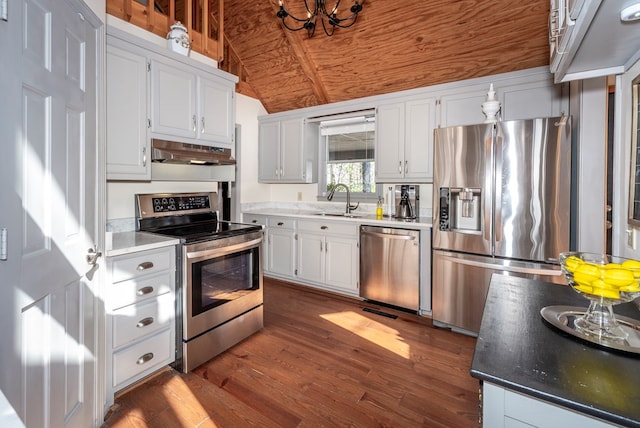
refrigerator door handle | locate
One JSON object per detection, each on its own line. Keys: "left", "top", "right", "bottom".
{"left": 483, "top": 133, "right": 493, "bottom": 245}
{"left": 439, "top": 254, "right": 562, "bottom": 276}
{"left": 494, "top": 132, "right": 503, "bottom": 245}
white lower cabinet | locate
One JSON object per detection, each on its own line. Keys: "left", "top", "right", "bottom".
{"left": 483, "top": 382, "right": 619, "bottom": 428}
{"left": 266, "top": 217, "right": 297, "bottom": 279}
{"left": 296, "top": 220, "right": 359, "bottom": 295}
{"left": 105, "top": 245, "right": 176, "bottom": 408}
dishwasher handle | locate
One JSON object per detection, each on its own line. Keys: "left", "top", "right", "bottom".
{"left": 361, "top": 230, "right": 416, "bottom": 241}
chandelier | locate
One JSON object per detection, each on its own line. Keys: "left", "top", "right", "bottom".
{"left": 276, "top": 0, "right": 364, "bottom": 38}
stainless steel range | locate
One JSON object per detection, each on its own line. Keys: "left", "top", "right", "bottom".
{"left": 136, "top": 192, "right": 264, "bottom": 373}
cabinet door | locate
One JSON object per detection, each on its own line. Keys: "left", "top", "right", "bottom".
{"left": 404, "top": 98, "right": 436, "bottom": 181}
{"left": 267, "top": 229, "right": 296, "bottom": 277}
{"left": 198, "top": 75, "right": 234, "bottom": 147}
{"left": 258, "top": 121, "right": 281, "bottom": 182}
{"left": 325, "top": 235, "right": 358, "bottom": 293}
{"left": 280, "top": 118, "right": 306, "bottom": 182}
{"left": 297, "top": 233, "right": 324, "bottom": 283}
{"left": 375, "top": 102, "right": 405, "bottom": 181}
{"left": 106, "top": 43, "right": 150, "bottom": 180}
{"left": 499, "top": 79, "right": 567, "bottom": 121}
{"left": 439, "top": 89, "right": 487, "bottom": 127}
{"left": 150, "top": 59, "right": 197, "bottom": 139}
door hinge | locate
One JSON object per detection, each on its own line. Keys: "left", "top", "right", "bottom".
{"left": 0, "top": 0, "right": 8, "bottom": 21}
{"left": 0, "top": 228, "right": 7, "bottom": 260}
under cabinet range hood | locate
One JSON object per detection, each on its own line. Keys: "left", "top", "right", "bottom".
{"left": 151, "top": 139, "right": 236, "bottom": 182}
{"left": 151, "top": 139, "right": 235, "bottom": 165}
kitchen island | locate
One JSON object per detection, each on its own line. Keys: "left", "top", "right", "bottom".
{"left": 471, "top": 275, "right": 640, "bottom": 427}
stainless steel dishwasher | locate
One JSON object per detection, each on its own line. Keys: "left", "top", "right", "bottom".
{"left": 359, "top": 225, "right": 420, "bottom": 311}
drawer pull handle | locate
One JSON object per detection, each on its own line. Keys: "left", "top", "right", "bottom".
{"left": 136, "top": 352, "right": 154, "bottom": 365}
{"left": 277, "top": 222, "right": 284, "bottom": 226}
{"left": 252, "top": 220, "right": 257, "bottom": 223}
{"left": 136, "top": 286, "right": 154, "bottom": 296}
{"left": 137, "top": 261, "right": 154, "bottom": 271}
{"left": 136, "top": 317, "right": 154, "bottom": 328}
{"left": 321, "top": 225, "right": 328, "bottom": 230}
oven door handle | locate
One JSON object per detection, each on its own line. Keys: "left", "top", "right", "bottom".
{"left": 186, "top": 237, "right": 263, "bottom": 261}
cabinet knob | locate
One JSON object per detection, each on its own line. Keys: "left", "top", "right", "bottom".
{"left": 252, "top": 220, "right": 257, "bottom": 223}
{"left": 136, "top": 352, "right": 154, "bottom": 365}
{"left": 321, "top": 225, "right": 328, "bottom": 230}
{"left": 136, "top": 317, "right": 154, "bottom": 328}
{"left": 136, "top": 286, "right": 154, "bottom": 296}
{"left": 277, "top": 222, "right": 284, "bottom": 226}
{"left": 137, "top": 261, "right": 154, "bottom": 271}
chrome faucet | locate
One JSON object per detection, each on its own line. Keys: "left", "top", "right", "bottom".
{"left": 327, "top": 183, "right": 359, "bottom": 214}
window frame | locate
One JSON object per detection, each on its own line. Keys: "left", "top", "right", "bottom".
{"left": 316, "top": 112, "right": 380, "bottom": 202}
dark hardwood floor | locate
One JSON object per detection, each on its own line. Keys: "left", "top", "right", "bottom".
{"left": 102, "top": 279, "right": 479, "bottom": 427}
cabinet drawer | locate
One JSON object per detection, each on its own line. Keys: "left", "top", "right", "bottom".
{"left": 110, "top": 247, "right": 174, "bottom": 283}
{"left": 109, "top": 271, "right": 173, "bottom": 310}
{"left": 112, "top": 328, "right": 172, "bottom": 388}
{"left": 112, "top": 293, "right": 174, "bottom": 348}
{"left": 243, "top": 214, "right": 267, "bottom": 226}
{"left": 298, "top": 220, "right": 358, "bottom": 236}
{"left": 267, "top": 217, "right": 296, "bottom": 230}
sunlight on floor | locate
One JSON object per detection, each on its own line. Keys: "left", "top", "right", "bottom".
{"left": 320, "top": 311, "right": 411, "bottom": 359}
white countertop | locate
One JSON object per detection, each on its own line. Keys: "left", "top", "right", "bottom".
{"left": 105, "top": 231, "right": 180, "bottom": 257}
{"left": 0, "top": 389, "right": 24, "bottom": 428}
{"left": 243, "top": 208, "right": 433, "bottom": 230}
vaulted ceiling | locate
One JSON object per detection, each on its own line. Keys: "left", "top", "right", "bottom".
{"left": 223, "top": 0, "right": 551, "bottom": 114}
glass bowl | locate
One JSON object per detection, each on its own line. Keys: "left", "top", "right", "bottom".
{"left": 559, "top": 252, "right": 640, "bottom": 342}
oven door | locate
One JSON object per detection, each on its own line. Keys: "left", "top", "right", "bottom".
{"left": 183, "top": 231, "right": 263, "bottom": 340}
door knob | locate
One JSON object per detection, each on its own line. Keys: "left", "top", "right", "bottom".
{"left": 86, "top": 246, "right": 102, "bottom": 266}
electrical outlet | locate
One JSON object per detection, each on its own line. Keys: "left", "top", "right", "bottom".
{"left": 297, "top": 192, "right": 302, "bottom": 201}
{"left": 628, "top": 229, "right": 636, "bottom": 249}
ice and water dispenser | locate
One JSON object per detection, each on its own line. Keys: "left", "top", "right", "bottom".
{"left": 438, "top": 187, "right": 481, "bottom": 232}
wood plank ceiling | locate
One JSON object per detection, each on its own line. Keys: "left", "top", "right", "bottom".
{"left": 223, "top": 0, "right": 551, "bottom": 114}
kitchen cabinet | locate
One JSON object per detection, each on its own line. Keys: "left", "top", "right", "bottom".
{"left": 258, "top": 117, "right": 319, "bottom": 183}
{"left": 266, "top": 217, "right": 297, "bottom": 279}
{"left": 243, "top": 213, "right": 268, "bottom": 269}
{"left": 105, "top": 245, "right": 176, "bottom": 408}
{"left": 439, "top": 77, "right": 567, "bottom": 128}
{"left": 375, "top": 98, "right": 436, "bottom": 182}
{"left": 483, "top": 382, "right": 618, "bottom": 428}
{"left": 106, "top": 40, "right": 150, "bottom": 180}
{"left": 549, "top": 0, "right": 640, "bottom": 82}
{"left": 150, "top": 58, "right": 235, "bottom": 148}
{"left": 296, "top": 219, "right": 359, "bottom": 295}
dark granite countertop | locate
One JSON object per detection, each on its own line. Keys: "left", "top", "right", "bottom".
{"left": 471, "top": 275, "right": 640, "bottom": 427}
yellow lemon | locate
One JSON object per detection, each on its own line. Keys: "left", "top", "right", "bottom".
{"left": 622, "top": 259, "right": 640, "bottom": 278}
{"left": 590, "top": 287, "right": 620, "bottom": 299}
{"left": 602, "top": 268, "right": 635, "bottom": 288}
{"left": 564, "top": 255, "right": 584, "bottom": 273}
{"left": 573, "top": 263, "right": 602, "bottom": 285}
{"left": 619, "top": 282, "right": 640, "bottom": 293}
{"left": 573, "top": 284, "right": 593, "bottom": 294}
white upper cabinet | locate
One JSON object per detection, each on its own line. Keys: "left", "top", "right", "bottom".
{"left": 258, "top": 117, "right": 318, "bottom": 183}
{"left": 375, "top": 98, "right": 436, "bottom": 182}
{"left": 550, "top": 0, "right": 640, "bottom": 82}
{"left": 106, "top": 41, "right": 150, "bottom": 180}
{"left": 198, "top": 76, "right": 235, "bottom": 145}
{"left": 150, "top": 59, "right": 197, "bottom": 139}
{"left": 150, "top": 59, "right": 235, "bottom": 148}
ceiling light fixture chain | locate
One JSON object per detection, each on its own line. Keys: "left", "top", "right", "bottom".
{"left": 276, "top": 0, "right": 364, "bottom": 38}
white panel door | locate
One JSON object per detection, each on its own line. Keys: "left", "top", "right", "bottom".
{"left": 198, "top": 76, "right": 234, "bottom": 147}
{"left": 150, "top": 59, "right": 197, "bottom": 139}
{"left": 375, "top": 102, "right": 405, "bottom": 181}
{"left": 0, "top": 0, "right": 100, "bottom": 427}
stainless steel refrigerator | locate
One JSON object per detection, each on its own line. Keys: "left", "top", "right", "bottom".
{"left": 432, "top": 116, "right": 572, "bottom": 334}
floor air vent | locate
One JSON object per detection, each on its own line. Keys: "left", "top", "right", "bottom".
{"left": 363, "top": 307, "right": 398, "bottom": 319}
